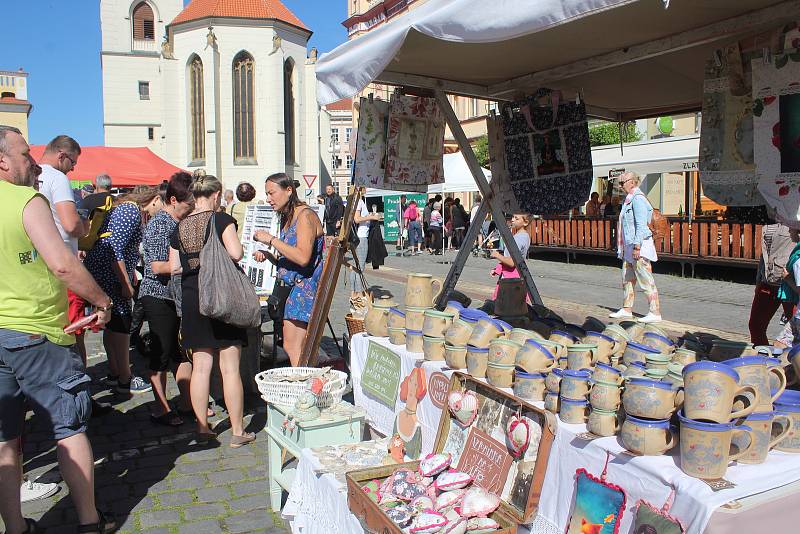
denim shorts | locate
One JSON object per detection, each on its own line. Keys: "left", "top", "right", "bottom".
{"left": 0, "top": 328, "right": 91, "bottom": 442}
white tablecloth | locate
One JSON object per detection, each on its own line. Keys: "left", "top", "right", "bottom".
{"left": 351, "top": 334, "right": 800, "bottom": 533}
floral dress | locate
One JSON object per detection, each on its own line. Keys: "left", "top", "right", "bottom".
{"left": 276, "top": 208, "right": 325, "bottom": 323}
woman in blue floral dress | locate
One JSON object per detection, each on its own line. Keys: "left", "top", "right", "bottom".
{"left": 253, "top": 173, "right": 324, "bottom": 366}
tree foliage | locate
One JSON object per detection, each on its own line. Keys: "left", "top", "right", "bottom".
{"left": 473, "top": 135, "right": 489, "bottom": 167}
{"left": 588, "top": 122, "right": 642, "bottom": 147}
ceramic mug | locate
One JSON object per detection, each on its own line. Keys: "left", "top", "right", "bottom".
{"left": 622, "top": 377, "right": 684, "bottom": 420}
{"left": 587, "top": 407, "right": 621, "bottom": 437}
{"left": 623, "top": 322, "right": 646, "bottom": 343}
{"left": 405, "top": 273, "right": 443, "bottom": 308}
{"left": 445, "top": 318, "right": 475, "bottom": 347}
{"left": 622, "top": 361, "right": 647, "bottom": 379}
{"left": 388, "top": 307, "right": 406, "bottom": 329}
{"left": 644, "top": 351, "right": 672, "bottom": 371}
{"left": 589, "top": 380, "right": 623, "bottom": 411}
{"left": 549, "top": 329, "right": 578, "bottom": 348}
{"left": 406, "top": 330, "right": 424, "bottom": 353}
{"left": 444, "top": 300, "right": 463, "bottom": 317}
{"left": 645, "top": 368, "right": 668, "bottom": 380}
{"left": 566, "top": 343, "right": 598, "bottom": 371}
{"left": 516, "top": 339, "right": 556, "bottom": 373}
{"left": 423, "top": 336, "right": 446, "bottom": 361}
{"left": 602, "top": 324, "right": 630, "bottom": 356}
{"left": 592, "top": 362, "right": 623, "bottom": 385}
{"left": 642, "top": 332, "right": 675, "bottom": 353}
{"left": 722, "top": 356, "right": 786, "bottom": 412}
{"left": 469, "top": 318, "right": 505, "bottom": 348}
{"left": 774, "top": 390, "right": 800, "bottom": 452}
{"left": 405, "top": 306, "right": 429, "bottom": 331}
{"left": 514, "top": 370, "right": 547, "bottom": 401}
{"left": 388, "top": 327, "right": 406, "bottom": 346}
{"left": 560, "top": 369, "right": 592, "bottom": 400}
{"left": 623, "top": 341, "right": 661, "bottom": 367}
{"left": 423, "top": 309, "right": 455, "bottom": 338}
{"left": 672, "top": 348, "right": 698, "bottom": 366}
{"left": 364, "top": 306, "right": 390, "bottom": 337}
{"left": 682, "top": 361, "right": 757, "bottom": 423}
{"left": 444, "top": 344, "right": 467, "bottom": 370}
{"left": 559, "top": 398, "right": 590, "bottom": 424}
{"left": 545, "top": 368, "right": 564, "bottom": 393}
{"left": 466, "top": 346, "right": 489, "bottom": 378}
{"left": 487, "top": 338, "right": 522, "bottom": 366}
{"left": 539, "top": 339, "right": 567, "bottom": 360}
{"left": 620, "top": 415, "right": 676, "bottom": 456}
{"left": 486, "top": 362, "right": 515, "bottom": 389}
{"left": 731, "top": 411, "right": 793, "bottom": 464}
{"left": 508, "top": 328, "right": 541, "bottom": 345}
{"left": 544, "top": 391, "right": 560, "bottom": 413}
{"left": 789, "top": 346, "right": 800, "bottom": 387}
{"left": 583, "top": 331, "right": 617, "bottom": 364}
{"left": 678, "top": 411, "right": 753, "bottom": 479}
{"left": 662, "top": 362, "right": 685, "bottom": 388}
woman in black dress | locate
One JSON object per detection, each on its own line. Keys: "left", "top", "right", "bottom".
{"left": 169, "top": 175, "right": 255, "bottom": 447}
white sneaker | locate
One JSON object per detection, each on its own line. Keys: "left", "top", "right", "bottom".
{"left": 20, "top": 478, "right": 59, "bottom": 503}
{"left": 608, "top": 309, "right": 633, "bottom": 319}
{"left": 638, "top": 313, "right": 663, "bottom": 324}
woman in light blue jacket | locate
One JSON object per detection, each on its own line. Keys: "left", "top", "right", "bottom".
{"left": 609, "top": 172, "right": 662, "bottom": 323}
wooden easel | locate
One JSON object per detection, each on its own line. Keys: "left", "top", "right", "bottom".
{"left": 299, "top": 188, "right": 362, "bottom": 366}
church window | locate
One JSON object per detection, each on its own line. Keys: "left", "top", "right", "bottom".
{"left": 138, "top": 81, "right": 150, "bottom": 100}
{"left": 233, "top": 52, "right": 256, "bottom": 164}
{"left": 132, "top": 2, "right": 155, "bottom": 41}
{"left": 189, "top": 56, "right": 205, "bottom": 163}
{"left": 284, "top": 59, "right": 296, "bottom": 165}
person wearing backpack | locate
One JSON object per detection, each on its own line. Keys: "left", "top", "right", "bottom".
{"left": 609, "top": 172, "right": 662, "bottom": 323}
{"left": 752, "top": 222, "right": 798, "bottom": 345}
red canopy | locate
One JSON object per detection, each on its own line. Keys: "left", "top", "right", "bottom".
{"left": 30, "top": 146, "right": 185, "bottom": 187}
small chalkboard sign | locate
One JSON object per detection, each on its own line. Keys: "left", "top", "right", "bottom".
{"left": 361, "top": 341, "right": 402, "bottom": 407}
{"left": 456, "top": 427, "right": 514, "bottom": 495}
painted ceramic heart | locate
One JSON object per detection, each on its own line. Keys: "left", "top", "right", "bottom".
{"left": 448, "top": 390, "right": 479, "bottom": 426}
{"left": 506, "top": 415, "right": 530, "bottom": 458}
{"left": 458, "top": 487, "right": 501, "bottom": 518}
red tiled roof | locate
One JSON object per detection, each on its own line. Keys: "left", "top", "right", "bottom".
{"left": 325, "top": 98, "right": 352, "bottom": 111}
{"left": 172, "top": 0, "right": 307, "bottom": 30}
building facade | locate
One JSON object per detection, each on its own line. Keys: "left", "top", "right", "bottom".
{"left": 0, "top": 69, "right": 32, "bottom": 140}
{"left": 100, "top": 0, "right": 325, "bottom": 199}
{"left": 322, "top": 98, "right": 354, "bottom": 197}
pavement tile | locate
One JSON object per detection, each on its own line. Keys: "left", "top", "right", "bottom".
{"left": 138, "top": 509, "right": 182, "bottom": 529}
{"left": 223, "top": 509, "right": 273, "bottom": 533}
{"left": 229, "top": 494, "right": 265, "bottom": 512}
{"left": 141, "top": 529, "right": 171, "bottom": 534}
{"left": 232, "top": 479, "right": 269, "bottom": 497}
{"left": 175, "top": 460, "right": 217, "bottom": 475}
{"left": 196, "top": 486, "right": 232, "bottom": 503}
{"left": 182, "top": 502, "right": 227, "bottom": 520}
{"left": 207, "top": 468, "right": 247, "bottom": 486}
{"left": 157, "top": 490, "right": 195, "bottom": 507}
{"left": 178, "top": 519, "right": 223, "bottom": 534}
{"left": 220, "top": 454, "right": 260, "bottom": 469}
{"left": 169, "top": 474, "right": 207, "bottom": 491}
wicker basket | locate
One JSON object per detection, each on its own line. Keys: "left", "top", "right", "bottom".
{"left": 255, "top": 367, "right": 348, "bottom": 408}
{"left": 345, "top": 313, "right": 366, "bottom": 337}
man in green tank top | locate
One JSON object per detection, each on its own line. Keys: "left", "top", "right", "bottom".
{"left": 0, "top": 126, "right": 116, "bottom": 533}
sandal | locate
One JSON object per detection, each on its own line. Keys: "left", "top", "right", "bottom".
{"left": 229, "top": 432, "right": 256, "bottom": 449}
{"left": 150, "top": 411, "right": 183, "bottom": 427}
{"left": 195, "top": 431, "right": 218, "bottom": 444}
{"left": 76, "top": 510, "right": 116, "bottom": 533}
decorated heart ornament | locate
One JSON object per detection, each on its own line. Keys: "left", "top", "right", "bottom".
{"left": 410, "top": 510, "right": 448, "bottom": 534}
{"left": 466, "top": 517, "right": 501, "bottom": 533}
{"left": 448, "top": 390, "right": 479, "bottom": 426}
{"left": 442, "top": 508, "right": 468, "bottom": 534}
{"left": 434, "top": 470, "right": 473, "bottom": 491}
{"left": 458, "top": 487, "right": 501, "bottom": 518}
{"left": 385, "top": 504, "right": 414, "bottom": 527}
{"left": 435, "top": 488, "right": 466, "bottom": 512}
{"left": 419, "top": 452, "right": 452, "bottom": 477}
{"left": 410, "top": 496, "right": 435, "bottom": 514}
{"left": 361, "top": 480, "right": 382, "bottom": 504}
{"left": 506, "top": 415, "right": 530, "bottom": 458}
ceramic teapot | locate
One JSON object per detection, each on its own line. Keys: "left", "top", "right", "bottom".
{"left": 405, "top": 273, "right": 443, "bottom": 308}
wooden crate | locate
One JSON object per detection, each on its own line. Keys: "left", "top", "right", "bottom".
{"left": 346, "top": 372, "right": 557, "bottom": 531}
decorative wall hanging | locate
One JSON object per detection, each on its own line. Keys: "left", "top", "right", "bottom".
{"left": 755, "top": 47, "right": 800, "bottom": 223}
{"left": 500, "top": 88, "right": 593, "bottom": 215}
{"left": 354, "top": 96, "right": 390, "bottom": 188}
{"left": 632, "top": 489, "right": 685, "bottom": 534}
{"left": 486, "top": 113, "right": 520, "bottom": 214}
{"left": 384, "top": 93, "right": 446, "bottom": 193}
{"left": 566, "top": 460, "right": 626, "bottom": 534}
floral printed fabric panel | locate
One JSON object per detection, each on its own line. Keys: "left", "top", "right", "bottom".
{"left": 755, "top": 49, "right": 800, "bottom": 224}
{"left": 566, "top": 468, "right": 626, "bottom": 534}
{"left": 384, "top": 94, "right": 445, "bottom": 193}
{"left": 486, "top": 114, "right": 520, "bottom": 214}
{"left": 501, "top": 91, "right": 592, "bottom": 215}
{"left": 699, "top": 43, "right": 763, "bottom": 206}
{"left": 354, "top": 97, "right": 390, "bottom": 189}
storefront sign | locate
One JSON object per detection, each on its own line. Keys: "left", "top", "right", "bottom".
{"left": 682, "top": 161, "right": 699, "bottom": 170}
{"left": 457, "top": 427, "right": 513, "bottom": 494}
{"left": 361, "top": 341, "right": 402, "bottom": 407}
{"left": 608, "top": 168, "right": 626, "bottom": 179}
{"left": 427, "top": 372, "right": 450, "bottom": 409}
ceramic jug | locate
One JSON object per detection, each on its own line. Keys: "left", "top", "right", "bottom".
{"left": 678, "top": 411, "right": 753, "bottom": 479}
{"left": 388, "top": 327, "right": 406, "bottom": 345}
{"left": 592, "top": 363, "right": 623, "bottom": 385}
{"left": 405, "top": 273, "right": 443, "bottom": 308}
{"left": 444, "top": 344, "right": 468, "bottom": 370}
{"left": 488, "top": 338, "right": 522, "bottom": 366}
{"left": 589, "top": 380, "right": 623, "bottom": 411}
{"left": 682, "top": 362, "right": 757, "bottom": 423}
{"left": 405, "top": 306, "right": 429, "bottom": 331}
{"left": 422, "top": 309, "right": 455, "bottom": 338}
{"left": 560, "top": 398, "right": 590, "bottom": 424}
{"left": 514, "top": 370, "right": 547, "bottom": 401}
{"left": 722, "top": 356, "right": 786, "bottom": 412}
{"left": 423, "top": 335, "right": 446, "bottom": 361}
{"left": 731, "top": 411, "right": 793, "bottom": 464}
{"left": 516, "top": 339, "right": 557, "bottom": 373}
{"left": 508, "top": 328, "right": 541, "bottom": 346}
{"left": 466, "top": 346, "right": 489, "bottom": 378}
{"left": 445, "top": 318, "right": 475, "bottom": 346}
{"left": 469, "top": 318, "right": 506, "bottom": 348}
{"left": 494, "top": 278, "right": 528, "bottom": 317}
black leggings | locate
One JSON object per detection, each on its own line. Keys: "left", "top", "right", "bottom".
{"left": 141, "top": 296, "right": 183, "bottom": 372}
{"left": 430, "top": 227, "right": 443, "bottom": 253}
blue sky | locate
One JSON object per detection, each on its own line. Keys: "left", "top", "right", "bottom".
{"left": 4, "top": 1, "right": 348, "bottom": 147}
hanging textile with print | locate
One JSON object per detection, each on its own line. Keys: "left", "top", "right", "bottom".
{"left": 384, "top": 93, "right": 446, "bottom": 193}
{"left": 501, "top": 89, "right": 592, "bottom": 215}
{"left": 486, "top": 113, "right": 520, "bottom": 214}
{"left": 354, "top": 97, "right": 390, "bottom": 189}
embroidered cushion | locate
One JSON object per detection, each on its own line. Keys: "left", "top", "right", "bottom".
{"left": 434, "top": 470, "right": 473, "bottom": 491}
{"left": 459, "top": 487, "right": 501, "bottom": 518}
{"left": 419, "top": 452, "right": 452, "bottom": 477}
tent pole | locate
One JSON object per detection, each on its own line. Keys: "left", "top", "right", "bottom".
{"left": 433, "top": 90, "right": 543, "bottom": 307}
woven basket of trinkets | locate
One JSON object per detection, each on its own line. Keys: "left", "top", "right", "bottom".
{"left": 255, "top": 366, "right": 349, "bottom": 408}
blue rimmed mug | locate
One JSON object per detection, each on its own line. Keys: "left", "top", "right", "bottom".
{"left": 678, "top": 411, "right": 753, "bottom": 479}
{"left": 682, "top": 361, "right": 757, "bottom": 423}
{"left": 560, "top": 369, "right": 592, "bottom": 400}
{"left": 774, "top": 390, "right": 800, "bottom": 452}
{"left": 620, "top": 415, "right": 676, "bottom": 456}
{"left": 731, "top": 411, "right": 793, "bottom": 464}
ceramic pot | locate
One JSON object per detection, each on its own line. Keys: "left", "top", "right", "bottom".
{"left": 468, "top": 318, "right": 505, "bottom": 348}
{"left": 423, "top": 309, "right": 455, "bottom": 338}
{"left": 731, "top": 411, "right": 793, "bottom": 464}
{"left": 623, "top": 377, "right": 684, "bottom": 419}
{"left": 423, "top": 336, "right": 446, "bottom": 361}
{"left": 643, "top": 323, "right": 670, "bottom": 339}
{"left": 405, "top": 273, "right": 443, "bottom": 308}
{"left": 722, "top": 356, "right": 787, "bottom": 412}
{"left": 549, "top": 329, "right": 578, "bottom": 348}
{"left": 583, "top": 331, "right": 617, "bottom": 364}
{"left": 769, "top": 358, "right": 795, "bottom": 393}
{"left": 388, "top": 307, "right": 406, "bottom": 329}
{"left": 645, "top": 351, "right": 672, "bottom": 371}
{"left": 709, "top": 340, "right": 757, "bottom": 361}
{"left": 621, "top": 415, "right": 676, "bottom": 456}
{"left": 788, "top": 346, "right": 800, "bottom": 386}
{"left": 405, "top": 306, "right": 430, "bottom": 331}
{"left": 509, "top": 328, "right": 541, "bottom": 345}
{"left": 589, "top": 380, "right": 623, "bottom": 411}
{"left": 488, "top": 338, "right": 522, "bottom": 366}
{"left": 406, "top": 330, "right": 424, "bottom": 354}
{"left": 444, "top": 300, "right": 463, "bottom": 318}
{"left": 495, "top": 278, "right": 528, "bottom": 317}
{"left": 682, "top": 361, "right": 757, "bottom": 423}
{"left": 587, "top": 408, "right": 621, "bottom": 437}
{"left": 678, "top": 411, "right": 753, "bottom": 479}
{"left": 544, "top": 391, "right": 560, "bottom": 413}
{"left": 623, "top": 322, "right": 646, "bottom": 343}
{"left": 540, "top": 339, "right": 567, "bottom": 360}
{"left": 672, "top": 348, "right": 698, "bottom": 366}
{"left": 486, "top": 362, "right": 515, "bottom": 389}
{"left": 603, "top": 324, "right": 630, "bottom": 356}
{"left": 642, "top": 332, "right": 675, "bottom": 354}
{"left": 560, "top": 398, "right": 590, "bottom": 424}
{"left": 566, "top": 343, "right": 599, "bottom": 371}
{"left": 623, "top": 342, "right": 661, "bottom": 367}
{"left": 444, "top": 344, "right": 467, "bottom": 370}
{"left": 545, "top": 368, "right": 564, "bottom": 393}
{"left": 388, "top": 327, "right": 406, "bottom": 346}
{"left": 466, "top": 346, "right": 489, "bottom": 378}
{"left": 365, "top": 304, "right": 390, "bottom": 337}
{"left": 592, "top": 363, "right": 623, "bottom": 386}
{"left": 514, "top": 370, "right": 547, "bottom": 401}
{"left": 774, "top": 390, "right": 800, "bottom": 452}
{"left": 445, "top": 318, "right": 475, "bottom": 347}
{"left": 622, "top": 361, "right": 647, "bottom": 379}
{"left": 560, "top": 369, "right": 592, "bottom": 400}
{"left": 516, "top": 339, "right": 556, "bottom": 373}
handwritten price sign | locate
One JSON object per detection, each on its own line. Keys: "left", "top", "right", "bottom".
{"left": 361, "top": 341, "right": 402, "bottom": 407}
{"left": 457, "top": 427, "right": 513, "bottom": 494}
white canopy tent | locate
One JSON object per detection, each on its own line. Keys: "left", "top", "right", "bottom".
{"left": 365, "top": 151, "right": 491, "bottom": 197}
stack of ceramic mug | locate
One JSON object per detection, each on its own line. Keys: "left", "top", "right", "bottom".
{"left": 444, "top": 307, "right": 488, "bottom": 371}
{"left": 586, "top": 363, "right": 624, "bottom": 437}
{"left": 464, "top": 316, "right": 512, "bottom": 381}
{"left": 402, "top": 273, "right": 443, "bottom": 354}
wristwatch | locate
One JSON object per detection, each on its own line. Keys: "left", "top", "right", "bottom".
{"left": 96, "top": 300, "right": 113, "bottom": 312}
